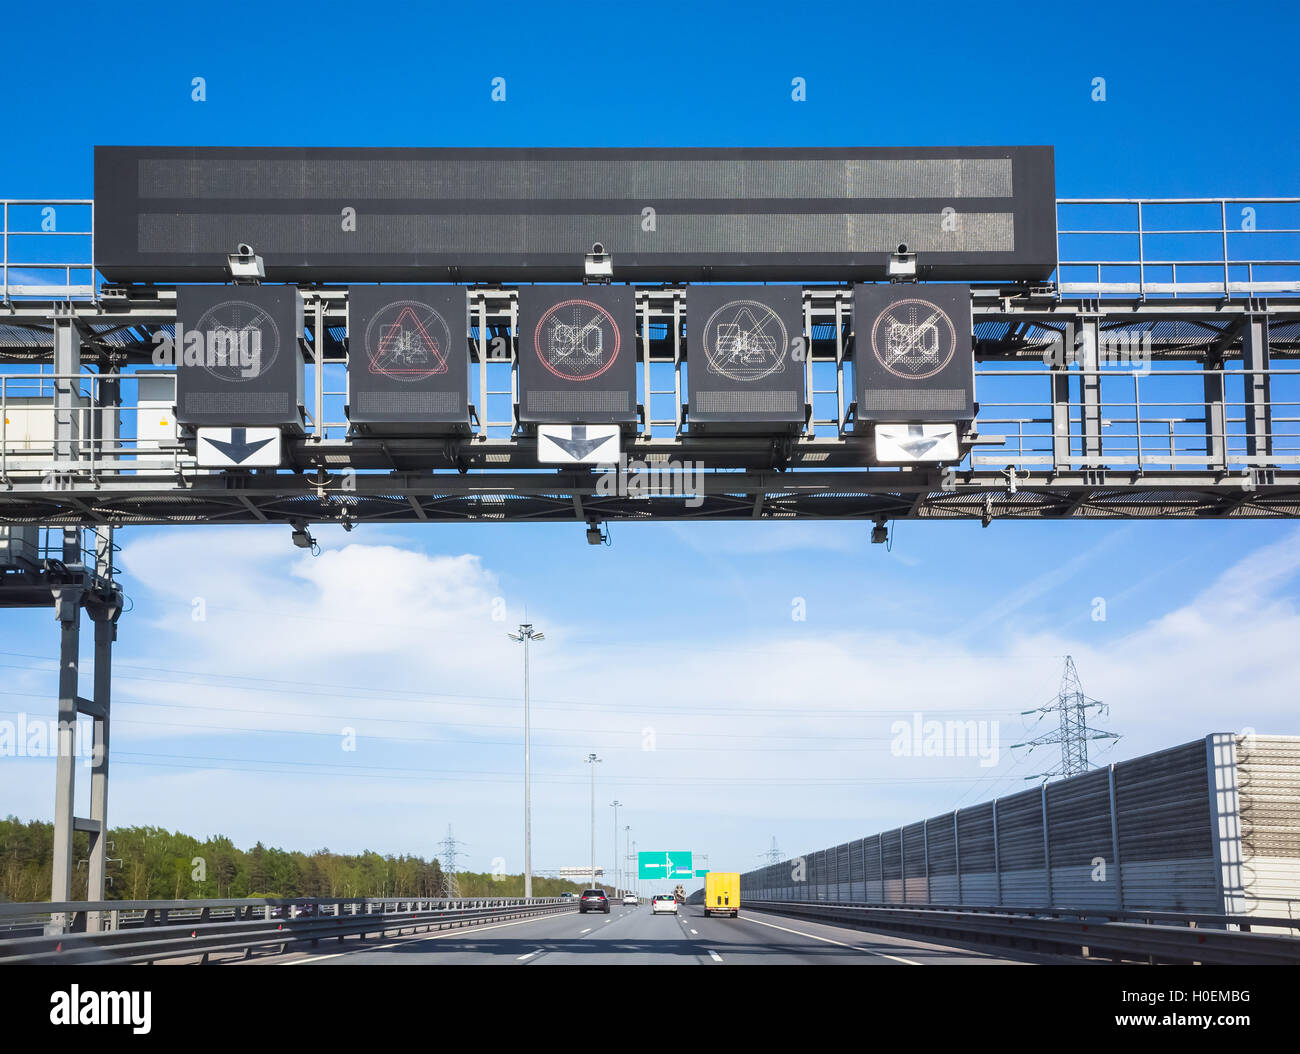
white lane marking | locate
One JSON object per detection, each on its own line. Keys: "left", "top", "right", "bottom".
{"left": 690, "top": 928, "right": 699, "bottom": 935}
{"left": 580, "top": 928, "right": 592, "bottom": 934}
{"left": 708, "top": 949, "right": 723, "bottom": 962}
{"left": 286, "top": 911, "right": 576, "bottom": 965}
{"left": 738, "top": 914, "right": 919, "bottom": 965}
{"left": 516, "top": 949, "right": 541, "bottom": 961}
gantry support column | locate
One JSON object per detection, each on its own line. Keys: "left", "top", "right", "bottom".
{"left": 49, "top": 565, "right": 83, "bottom": 923}
{"left": 86, "top": 548, "right": 121, "bottom": 930}
{"left": 1075, "top": 314, "right": 1103, "bottom": 462}
{"left": 1242, "top": 307, "right": 1272, "bottom": 461}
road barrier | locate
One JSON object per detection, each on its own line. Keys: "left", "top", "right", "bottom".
{"left": 753, "top": 899, "right": 1300, "bottom": 965}
{"left": 0, "top": 896, "right": 576, "bottom": 965}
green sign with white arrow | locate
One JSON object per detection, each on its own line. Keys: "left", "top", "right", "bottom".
{"left": 637, "top": 851, "right": 694, "bottom": 879}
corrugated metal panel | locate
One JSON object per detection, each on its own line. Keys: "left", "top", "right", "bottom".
{"left": 1047, "top": 767, "right": 1116, "bottom": 909}
{"left": 1117, "top": 739, "right": 1217, "bottom": 911}
{"left": 863, "top": 834, "right": 883, "bottom": 900}
{"left": 927, "top": 814, "right": 959, "bottom": 903}
{"left": 882, "top": 828, "right": 904, "bottom": 902}
{"left": 996, "top": 787, "right": 1047, "bottom": 905}
{"left": 957, "top": 801, "right": 998, "bottom": 903}
{"left": 848, "top": 837, "right": 865, "bottom": 900}
{"left": 903, "top": 822, "right": 928, "bottom": 902}
{"left": 836, "top": 841, "right": 852, "bottom": 902}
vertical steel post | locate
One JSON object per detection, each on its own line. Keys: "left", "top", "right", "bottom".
{"left": 1078, "top": 315, "right": 1103, "bottom": 461}
{"left": 86, "top": 611, "right": 116, "bottom": 931}
{"left": 1041, "top": 783, "right": 1053, "bottom": 908}
{"left": 1242, "top": 311, "right": 1272, "bottom": 459}
{"left": 49, "top": 317, "right": 82, "bottom": 922}
{"left": 50, "top": 578, "right": 81, "bottom": 917}
{"left": 878, "top": 836, "right": 884, "bottom": 902}
{"left": 922, "top": 821, "right": 931, "bottom": 904}
{"left": 1050, "top": 323, "right": 1073, "bottom": 471}
{"left": 1108, "top": 763, "right": 1123, "bottom": 911}
{"left": 898, "top": 828, "right": 906, "bottom": 904}
{"left": 954, "top": 810, "right": 963, "bottom": 904}
{"left": 1203, "top": 356, "right": 1228, "bottom": 469}
{"left": 585, "top": 753, "right": 600, "bottom": 887}
{"left": 523, "top": 631, "right": 531, "bottom": 898}
{"left": 609, "top": 801, "right": 620, "bottom": 896}
{"left": 509, "top": 623, "right": 543, "bottom": 899}
{"left": 992, "top": 799, "right": 1002, "bottom": 906}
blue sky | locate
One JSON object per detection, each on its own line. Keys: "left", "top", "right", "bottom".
{"left": 2, "top": 0, "right": 1299, "bottom": 889}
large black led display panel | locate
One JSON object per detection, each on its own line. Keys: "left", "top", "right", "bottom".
{"left": 174, "top": 286, "right": 304, "bottom": 427}
{"left": 686, "top": 285, "right": 805, "bottom": 433}
{"left": 345, "top": 286, "right": 469, "bottom": 433}
{"left": 94, "top": 146, "right": 1057, "bottom": 282}
{"left": 516, "top": 286, "right": 637, "bottom": 425}
{"left": 852, "top": 285, "right": 975, "bottom": 426}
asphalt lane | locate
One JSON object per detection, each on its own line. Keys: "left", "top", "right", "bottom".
{"left": 261, "top": 902, "right": 1046, "bottom": 965}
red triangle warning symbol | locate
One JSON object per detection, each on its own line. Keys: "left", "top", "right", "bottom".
{"left": 371, "top": 305, "right": 448, "bottom": 377}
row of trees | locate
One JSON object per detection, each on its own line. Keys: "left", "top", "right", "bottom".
{"left": 0, "top": 816, "right": 602, "bottom": 902}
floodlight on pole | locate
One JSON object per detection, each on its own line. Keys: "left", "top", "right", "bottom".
{"left": 609, "top": 800, "right": 622, "bottom": 896}
{"left": 509, "top": 623, "right": 544, "bottom": 898}
{"left": 585, "top": 753, "right": 602, "bottom": 887}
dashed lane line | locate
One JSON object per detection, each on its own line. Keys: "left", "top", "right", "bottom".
{"left": 284, "top": 912, "right": 577, "bottom": 965}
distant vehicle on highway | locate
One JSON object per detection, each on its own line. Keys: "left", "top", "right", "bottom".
{"left": 622, "top": 892, "right": 637, "bottom": 906}
{"left": 560, "top": 892, "right": 578, "bottom": 899}
{"left": 704, "top": 872, "right": 740, "bottom": 918}
{"left": 579, "top": 889, "right": 610, "bottom": 914}
{"left": 651, "top": 894, "right": 678, "bottom": 915}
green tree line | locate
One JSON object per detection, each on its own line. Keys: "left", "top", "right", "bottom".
{"left": 0, "top": 816, "right": 608, "bottom": 902}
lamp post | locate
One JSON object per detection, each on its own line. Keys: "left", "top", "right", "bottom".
{"left": 508, "top": 623, "right": 544, "bottom": 898}
{"left": 585, "top": 753, "right": 601, "bottom": 887}
{"left": 609, "top": 800, "right": 622, "bottom": 896}
{"left": 625, "top": 824, "right": 632, "bottom": 899}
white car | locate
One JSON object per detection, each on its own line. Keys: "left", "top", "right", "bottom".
{"left": 622, "top": 892, "right": 637, "bottom": 906}
{"left": 651, "top": 894, "right": 678, "bottom": 915}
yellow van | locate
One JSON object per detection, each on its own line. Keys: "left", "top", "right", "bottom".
{"left": 704, "top": 872, "right": 740, "bottom": 918}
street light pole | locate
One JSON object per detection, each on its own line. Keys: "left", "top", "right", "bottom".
{"left": 509, "top": 623, "right": 544, "bottom": 899}
{"left": 625, "top": 824, "right": 632, "bottom": 899}
{"left": 609, "top": 800, "right": 622, "bottom": 896}
{"left": 585, "top": 753, "right": 601, "bottom": 887}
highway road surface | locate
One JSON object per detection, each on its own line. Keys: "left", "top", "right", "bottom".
{"left": 234, "top": 903, "right": 1071, "bottom": 965}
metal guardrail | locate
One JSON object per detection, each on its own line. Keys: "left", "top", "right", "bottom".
{"left": 0, "top": 896, "right": 576, "bottom": 964}
{"left": 1, "top": 200, "right": 95, "bottom": 300}
{"left": 754, "top": 899, "right": 1300, "bottom": 965}
{"left": 4, "top": 197, "right": 1299, "bottom": 302}
{"left": 747, "top": 896, "right": 1300, "bottom": 932}
{"left": 1056, "top": 197, "right": 1300, "bottom": 298}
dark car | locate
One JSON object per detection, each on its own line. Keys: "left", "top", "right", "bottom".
{"left": 578, "top": 889, "right": 610, "bottom": 914}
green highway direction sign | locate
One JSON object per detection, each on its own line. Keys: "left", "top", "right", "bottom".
{"left": 638, "top": 851, "right": 694, "bottom": 880}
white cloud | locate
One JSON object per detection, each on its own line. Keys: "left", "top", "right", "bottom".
{"left": 6, "top": 525, "right": 1296, "bottom": 872}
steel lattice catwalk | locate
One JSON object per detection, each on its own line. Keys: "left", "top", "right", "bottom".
{"left": 1, "top": 287, "right": 1299, "bottom": 525}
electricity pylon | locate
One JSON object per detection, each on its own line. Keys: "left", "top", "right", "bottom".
{"left": 1016, "top": 656, "right": 1120, "bottom": 781}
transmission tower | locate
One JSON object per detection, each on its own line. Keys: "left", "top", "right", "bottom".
{"left": 438, "top": 824, "right": 463, "bottom": 898}
{"left": 1016, "top": 656, "right": 1120, "bottom": 781}
{"left": 761, "top": 836, "right": 782, "bottom": 864}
